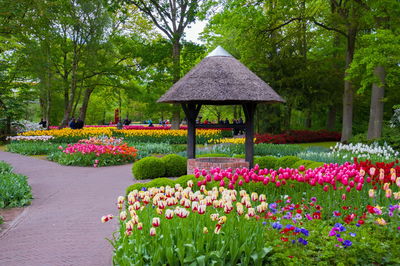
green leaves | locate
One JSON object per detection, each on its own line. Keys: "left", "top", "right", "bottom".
{"left": 0, "top": 161, "right": 32, "bottom": 208}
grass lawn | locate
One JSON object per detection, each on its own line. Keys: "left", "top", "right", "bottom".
{"left": 292, "top": 141, "right": 337, "bottom": 149}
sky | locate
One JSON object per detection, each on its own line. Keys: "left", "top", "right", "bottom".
{"left": 183, "top": 20, "right": 208, "bottom": 43}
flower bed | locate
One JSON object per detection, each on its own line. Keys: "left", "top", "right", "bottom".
{"left": 105, "top": 163, "right": 400, "bottom": 265}
{"left": 49, "top": 141, "right": 137, "bottom": 167}
{"left": 255, "top": 130, "right": 341, "bottom": 144}
{"left": 20, "top": 128, "right": 226, "bottom": 144}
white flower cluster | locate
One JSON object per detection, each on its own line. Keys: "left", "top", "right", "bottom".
{"left": 7, "top": 135, "right": 54, "bottom": 141}
{"left": 390, "top": 108, "right": 400, "bottom": 128}
{"left": 330, "top": 142, "right": 399, "bottom": 160}
{"left": 13, "top": 120, "right": 45, "bottom": 133}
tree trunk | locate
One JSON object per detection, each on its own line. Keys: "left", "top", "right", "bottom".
{"left": 283, "top": 104, "right": 292, "bottom": 131}
{"left": 326, "top": 105, "right": 336, "bottom": 131}
{"left": 79, "top": 88, "right": 94, "bottom": 123}
{"left": 341, "top": 26, "right": 357, "bottom": 142}
{"left": 305, "top": 109, "right": 312, "bottom": 129}
{"left": 171, "top": 39, "right": 181, "bottom": 129}
{"left": 367, "top": 66, "right": 385, "bottom": 140}
{"left": 61, "top": 50, "right": 79, "bottom": 127}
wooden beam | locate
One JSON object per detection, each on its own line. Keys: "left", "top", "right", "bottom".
{"left": 243, "top": 103, "right": 256, "bottom": 168}
{"left": 182, "top": 103, "right": 201, "bottom": 159}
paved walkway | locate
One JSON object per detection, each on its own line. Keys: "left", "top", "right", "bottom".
{"left": 0, "top": 151, "right": 138, "bottom": 266}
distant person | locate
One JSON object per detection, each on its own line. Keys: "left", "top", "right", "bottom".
{"left": 117, "top": 120, "right": 123, "bottom": 129}
{"left": 203, "top": 119, "right": 209, "bottom": 124}
{"left": 39, "top": 118, "right": 47, "bottom": 128}
{"left": 123, "top": 117, "right": 131, "bottom": 125}
{"left": 224, "top": 118, "right": 230, "bottom": 125}
{"left": 148, "top": 121, "right": 154, "bottom": 127}
{"left": 238, "top": 117, "right": 244, "bottom": 124}
{"left": 69, "top": 118, "right": 76, "bottom": 129}
{"left": 75, "top": 119, "right": 84, "bottom": 129}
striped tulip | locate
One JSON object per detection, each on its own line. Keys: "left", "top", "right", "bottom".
{"left": 101, "top": 214, "right": 113, "bottom": 223}
{"left": 165, "top": 209, "right": 174, "bottom": 219}
{"left": 137, "top": 222, "right": 143, "bottom": 230}
{"left": 117, "top": 196, "right": 125, "bottom": 204}
{"left": 119, "top": 211, "right": 127, "bottom": 221}
{"left": 152, "top": 217, "right": 160, "bottom": 227}
{"left": 198, "top": 205, "right": 206, "bottom": 215}
{"left": 248, "top": 208, "right": 255, "bottom": 217}
{"left": 150, "top": 227, "right": 156, "bottom": 236}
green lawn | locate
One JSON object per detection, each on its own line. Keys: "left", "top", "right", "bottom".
{"left": 292, "top": 141, "right": 337, "bottom": 149}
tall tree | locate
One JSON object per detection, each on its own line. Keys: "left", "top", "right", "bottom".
{"left": 126, "top": 0, "right": 203, "bottom": 129}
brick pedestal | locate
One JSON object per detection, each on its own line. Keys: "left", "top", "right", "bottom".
{"left": 187, "top": 157, "right": 249, "bottom": 175}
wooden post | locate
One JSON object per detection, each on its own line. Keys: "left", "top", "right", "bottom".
{"left": 243, "top": 103, "right": 256, "bottom": 168}
{"left": 182, "top": 103, "right": 201, "bottom": 159}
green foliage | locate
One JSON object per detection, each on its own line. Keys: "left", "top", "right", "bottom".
{"left": 276, "top": 156, "right": 301, "bottom": 169}
{"left": 348, "top": 30, "right": 400, "bottom": 94}
{"left": 126, "top": 175, "right": 196, "bottom": 195}
{"left": 292, "top": 160, "right": 315, "bottom": 169}
{"left": 255, "top": 156, "right": 278, "bottom": 170}
{"left": 0, "top": 161, "right": 32, "bottom": 208}
{"left": 0, "top": 161, "right": 13, "bottom": 174}
{"left": 161, "top": 154, "right": 187, "bottom": 177}
{"left": 128, "top": 142, "right": 174, "bottom": 159}
{"left": 132, "top": 156, "right": 165, "bottom": 180}
{"left": 6, "top": 142, "right": 64, "bottom": 155}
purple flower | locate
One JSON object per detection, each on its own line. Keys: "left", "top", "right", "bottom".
{"left": 310, "top": 197, "right": 317, "bottom": 202}
{"left": 349, "top": 232, "right": 356, "bottom": 237}
{"left": 337, "top": 238, "right": 344, "bottom": 242}
{"left": 343, "top": 240, "right": 352, "bottom": 247}
{"left": 141, "top": 187, "right": 147, "bottom": 191}
{"left": 301, "top": 228, "right": 309, "bottom": 236}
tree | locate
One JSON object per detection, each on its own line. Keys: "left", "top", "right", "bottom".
{"left": 348, "top": 30, "right": 400, "bottom": 139}
{"left": 126, "top": 0, "right": 203, "bottom": 129}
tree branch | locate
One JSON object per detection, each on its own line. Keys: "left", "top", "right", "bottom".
{"left": 262, "top": 18, "right": 303, "bottom": 33}
{"left": 312, "top": 19, "right": 348, "bottom": 37}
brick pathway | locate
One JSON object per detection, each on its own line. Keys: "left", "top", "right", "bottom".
{"left": 0, "top": 151, "right": 137, "bottom": 266}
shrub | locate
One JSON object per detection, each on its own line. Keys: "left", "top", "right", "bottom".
{"left": 255, "top": 156, "right": 278, "bottom": 169}
{"left": 0, "top": 161, "right": 13, "bottom": 174}
{"left": 174, "top": 175, "right": 196, "bottom": 187}
{"left": 292, "top": 159, "right": 315, "bottom": 169}
{"left": 232, "top": 154, "right": 245, "bottom": 158}
{"left": 161, "top": 154, "right": 187, "bottom": 177}
{"left": 276, "top": 156, "right": 301, "bottom": 168}
{"left": 306, "top": 162, "right": 325, "bottom": 169}
{"left": 126, "top": 176, "right": 195, "bottom": 195}
{"left": 132, "top": 157, "right": 165, "bottom": 180}
{"left": 0, "top": 161, "right": 32, "bottom": 208}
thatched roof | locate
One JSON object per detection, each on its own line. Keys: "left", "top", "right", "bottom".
{"left": 158, "top": 46, "right": 285, "bottom": 104}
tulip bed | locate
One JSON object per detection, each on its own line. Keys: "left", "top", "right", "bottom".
{"left": 48, "top": 137, "right": 138, "bottom": 167}
{"left": 106, "top": 160, "right": 400, "bottom": 265}
{"left": 20, "top": 128, "right": 228, "bottom": 144}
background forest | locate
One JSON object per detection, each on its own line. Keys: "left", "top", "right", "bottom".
{"left": 1, "top": 0, "right": 399, "bottom": 142}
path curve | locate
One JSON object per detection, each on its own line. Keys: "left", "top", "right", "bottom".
{"left": 0, "top": 151, "right": 137, "bottom": 266}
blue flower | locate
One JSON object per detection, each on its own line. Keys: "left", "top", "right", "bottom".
{"left": 301, "top": 228, "right": 309, "bottom": 236}
{"left": 141, "top": 187, "right": 147, "bottom": 191}
{"left": 349, "top": 232, "right": 356, "bottom": 237}
{"left": 262, "top": 221, "right": 267, "bottom": 226}
{"left": 270, "top": 203, "right": 277, "bottom": 209}
{"left": 342, "top": 240, "right": 352, "bottom": 247}
{"left": 272, "top": 222, "right": 282, "bottom": 230}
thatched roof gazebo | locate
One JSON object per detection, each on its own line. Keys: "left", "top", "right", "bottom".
{"left": 158, "top": 46, "right": 285, "bottom": 167}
